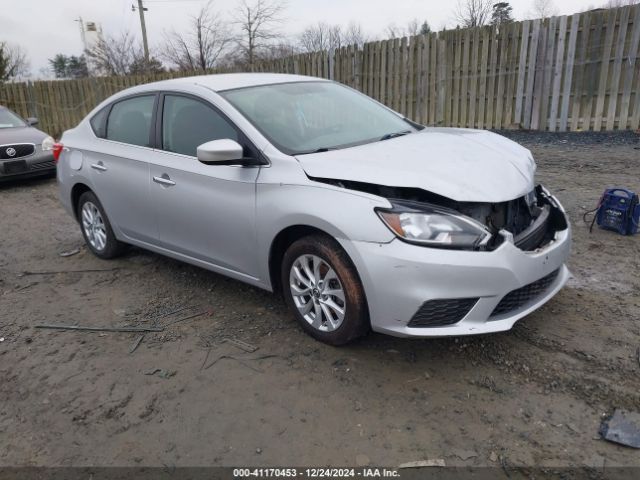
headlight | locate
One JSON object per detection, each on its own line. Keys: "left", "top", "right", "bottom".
{"left": 377, "top": 202, "right": 492, "bottom": 249}
{"left": 41, "top": 136, "right": 55, "bottom": 151}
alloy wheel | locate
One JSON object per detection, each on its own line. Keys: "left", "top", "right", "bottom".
{"left": 289, "top": 254, "right": 346, "bottom": 332}
{"left": 81, "top": 201, "right": 107, "bottom": 252}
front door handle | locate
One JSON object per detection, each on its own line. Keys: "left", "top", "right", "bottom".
{"left": 90, "top": 162, "right": 107, "bottom": 172}
{"left": 153, "top": 175, "right": 176, "bottom": 187}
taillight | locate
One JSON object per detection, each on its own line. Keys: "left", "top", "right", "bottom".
{"left": 52, "top": 143, "right": 64, "bottom": 163}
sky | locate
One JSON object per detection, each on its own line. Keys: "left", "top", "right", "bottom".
{"left": 2, "top": 0, "right": 604, "bottom": 78}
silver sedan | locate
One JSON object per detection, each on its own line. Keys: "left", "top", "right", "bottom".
{"left": 56, "top": 74, "right": 571, "bottom": 345}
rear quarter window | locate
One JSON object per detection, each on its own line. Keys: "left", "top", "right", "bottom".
{"left": 90, "top": 107, "right": 109, "bottom": 138}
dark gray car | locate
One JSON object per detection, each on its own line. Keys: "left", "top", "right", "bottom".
{"left": 0, "top": 106, "right": 56, "bottom": 182}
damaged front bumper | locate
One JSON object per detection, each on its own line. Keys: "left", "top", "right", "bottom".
{"left": 342, "top": 193, "right": 571, "bottom": 337}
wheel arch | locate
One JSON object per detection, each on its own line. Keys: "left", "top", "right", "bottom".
{"left": 70, "top": 182, "right": 93, "bottom": 221}
{"left": 269, "top": 223, "right": 372, "bottom": 341}
{"left": 267, "top": 224, "right": 368, "bottom": 309}
{"left": 268, "top": 225, "right": 329, "bottom": 295}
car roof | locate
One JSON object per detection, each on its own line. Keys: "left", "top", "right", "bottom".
{"left": 137, "top": 73, "right": 325, "bottom": 93}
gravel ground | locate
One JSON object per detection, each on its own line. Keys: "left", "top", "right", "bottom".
{"left": 496, "top": 129, "right": 640, "bottom": 146}
{"left": 0, "top": 132, "right": 639, "bottom": 470}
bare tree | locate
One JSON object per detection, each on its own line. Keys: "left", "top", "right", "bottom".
{"left": 384, "top": 23, "right": 401, "bottom": 39}
{"left": 217, "top": 40, "right": 297, "bottom": 69}
{"left": 162, "top": 32, "right": 195, "bottom": 71}
{"left": 217, "top": 49, "right": 244, "bottom": 69}
{"left": 86, "top": 31, "right": 143, "bottom": 76}
{"left": 328, "top": 24, "right": 345, "bottom": 49}
{"left": 299, "top": 22, "right": 341, "bottom": 52}
{"left": 406, "top": 19, "right": 420, "bottom": 37}
{"left": 528, "top": 0, "right": 559, "bottom": 19}
{"left": 162, "top": 1, "right": 231, "bottom": 72}
{"left": 0, "top": 41, "right": 29, "bottom": 82}
{"left": 299, "top": 21, "right": 365, "bottom": 53}
{"left": 601, "top": 0, "right": 638, "bottom": 7}
{"left": 342, "top": 22, "right": 367, "bottom": 47}
{"left": 233, "top": 0, "right": 286, "bottom": 70}
{"left": 385, "top": 18, "right": 431, "bottom": 39}
{"left": 257, "top": 41, "right": 299, "bottom": 60}
{"left": 453, "top": 0, "right": 493, "bottom": 27}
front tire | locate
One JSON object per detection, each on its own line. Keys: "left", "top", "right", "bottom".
{"left": 281, "top": 234, "right": 369, "bottom": 345}
{"left": 77, "top": 191, "right": 125, "bottom": 259}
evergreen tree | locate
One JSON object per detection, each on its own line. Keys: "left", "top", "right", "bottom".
{"left": 49, "top": 54, "right": 68, "bottom": 78}
{"left": 67, "top": 56, "right": 89, "bottom": 78}
{"left": 128, "top": 56, "right": 165, "bottom": 75}
{"left": 48, "top": 54, "right": 89, "bottom": 78}
{"left": 491, "top": 2, "right": 514, "bottom": 26}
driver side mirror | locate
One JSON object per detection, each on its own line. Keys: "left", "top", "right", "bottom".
{"left": 27, "top": 117, "right": 39, "bottom": 126}
{"left": 197, "top": 139, "right": 245, "bottom": 165}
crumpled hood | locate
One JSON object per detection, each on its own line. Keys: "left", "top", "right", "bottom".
{"left": 0, "top": 127, "right": 48, "bottom": 145}
{"left": 296, "top": 128, "right": 536, "bottom": 203}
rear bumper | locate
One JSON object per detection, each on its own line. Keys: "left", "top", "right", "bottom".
{"left": 0, "top": 151, "right": 55, "bottom": 182}
{"left": 344, "top": 222, "right": 571, "bottom": 338}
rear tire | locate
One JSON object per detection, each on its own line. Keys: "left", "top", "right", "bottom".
{"left": 281, "top": 234, "right": 369, "bottom": 345}
{"left": 77, "top": 191, "right": 126, "bottom": 259}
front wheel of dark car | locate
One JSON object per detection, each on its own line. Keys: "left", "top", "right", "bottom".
{"left": 77, "top": 191, "right": 126, "bottom": 259}
{"left": 281, "top": 234, "right": 369, "bottom": 345}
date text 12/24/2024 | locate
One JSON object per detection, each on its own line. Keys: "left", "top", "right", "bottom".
{"left": 233, "top": 468, "right": 401, "bottom": 478}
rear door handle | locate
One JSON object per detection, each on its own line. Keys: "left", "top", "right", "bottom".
{"left": 90, "top": 162, "right": 107, "bottom": 172}
{"left": 153, "top": 175, "right": 176, "bottom": 186}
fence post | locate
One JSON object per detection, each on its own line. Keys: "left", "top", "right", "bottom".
{"left": 26, "top": 81, "right": 38, "bottom": 119}
{"left": 328, "top": 48, "right": 335, "bottom": 80}
{"left": 0, "top": 6, "right": 635, "bottom": 134}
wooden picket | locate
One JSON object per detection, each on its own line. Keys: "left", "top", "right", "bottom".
{"left": 1, "top": 4, "right": 639, "bottom": 136}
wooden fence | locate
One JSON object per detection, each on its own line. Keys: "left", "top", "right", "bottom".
{"left": 2, "top": 4, "right": 639, "bottom": 137}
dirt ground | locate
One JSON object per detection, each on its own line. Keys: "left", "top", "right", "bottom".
{"left": 1, "top": 133, "right": 639, "bottom": 469}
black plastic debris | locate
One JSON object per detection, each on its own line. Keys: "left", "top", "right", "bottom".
{"left": 600, "top": 410, "right": 640, "bottom": 448}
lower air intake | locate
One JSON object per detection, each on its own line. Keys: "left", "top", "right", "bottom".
{"left": 408, "top": 297, "right": 479, "bottom": 327}
{"left": 491, "top": 269, "right": 560, "bottom": 317}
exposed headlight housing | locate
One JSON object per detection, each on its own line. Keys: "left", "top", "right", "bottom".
{"left": 41, "top": 136, "right": 55, "bottom": 151}
{"left": 377, "top": 201, "right": 492, "bottom": 250}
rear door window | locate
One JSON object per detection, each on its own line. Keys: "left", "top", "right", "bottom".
{"left": 161, "top": 95, "right": 238, "bottom": 157}
{"left": 106, "top": 95, "right": 155, "bottom": 147}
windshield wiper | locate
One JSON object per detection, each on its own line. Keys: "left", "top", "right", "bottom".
{"left": 379, "top": 130, "right": 412, "bottom": 141}
{"left": 295, "top": 147, "right": 332, "bottom": 155}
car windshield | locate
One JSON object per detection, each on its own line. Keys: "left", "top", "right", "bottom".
{"left": 0, "top": 108, "right": 26, "bottom": 129}
{"left": 220, "top": 81, "right": 415, "bottom": 155}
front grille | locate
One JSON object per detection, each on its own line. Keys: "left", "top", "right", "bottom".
{"left": 30, "top": 160, "right": 55, "bottom": 170}
{"left": 0, "top": 143, "right": 35, "bottom": 159}
{"left": 408, "top": 297, "right": 479, "bottom": 327}
{"left": 491, "top": 269, "right": 559, "bottom": 317}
